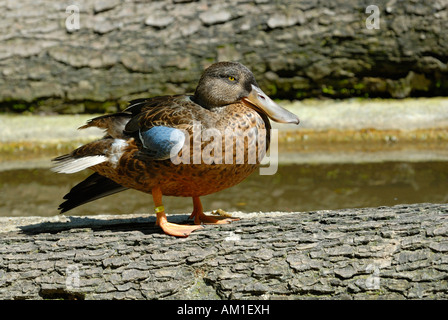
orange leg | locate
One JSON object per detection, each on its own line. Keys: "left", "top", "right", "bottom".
{"left": 189, "top": 196, "right": 240, "bottom": 225}
{"left": 152, "top": 186, "right": 203, "bottom": 237}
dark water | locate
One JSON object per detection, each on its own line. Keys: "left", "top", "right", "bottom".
{"left": 1, "top": 161, "right": 447, "bottom": 217}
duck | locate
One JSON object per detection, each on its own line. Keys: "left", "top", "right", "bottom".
{"left": 52, "top": 61, "right": 299, "bottom": 237}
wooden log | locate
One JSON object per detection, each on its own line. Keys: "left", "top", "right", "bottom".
{"left": 0, "top": 0, "right": 447, "bottom": 113}
{"left": 0, "top": 203, "right": 447, "bottom": 300}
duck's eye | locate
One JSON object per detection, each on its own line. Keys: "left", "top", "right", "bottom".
{"left": 228, "top": 76, "right": 235, "bottom": 81}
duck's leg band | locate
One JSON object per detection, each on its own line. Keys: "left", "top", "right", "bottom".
{"left": 154, "top": 205, "right": 165, "bottom": 213}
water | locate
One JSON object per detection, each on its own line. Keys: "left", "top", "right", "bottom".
{"left": 1, "top": 161, "right": 447, "bottom": 217}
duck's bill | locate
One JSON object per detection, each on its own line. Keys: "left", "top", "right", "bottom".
{"left": 242, "top": 84, "right": 300, "bottom": 125}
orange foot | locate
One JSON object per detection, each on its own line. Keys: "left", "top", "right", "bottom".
{"left": 156, "top": 214, "right": 203, "bottom": 238}
{"left": 189, "top": 197, "right": 240, "bottom": 225}
{"left": 152, "top": 186, "right": 203, "bottom": 238}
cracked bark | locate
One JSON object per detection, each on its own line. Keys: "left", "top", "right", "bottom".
{"left": 0, "top": 203, "right": 447, "bottom": 300}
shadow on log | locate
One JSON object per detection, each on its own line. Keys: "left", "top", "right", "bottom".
{"left": 0, "top": 203, "right": 447, "bottom": 300}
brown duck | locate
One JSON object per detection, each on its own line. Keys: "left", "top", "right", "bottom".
{"left": 52, "top": 62, "right": 299, "bottom": 237}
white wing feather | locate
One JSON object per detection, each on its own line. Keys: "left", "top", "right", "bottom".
{"left": 51, "top": 155, "right": 107, "bottom": 174}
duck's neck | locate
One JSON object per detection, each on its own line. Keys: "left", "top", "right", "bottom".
{"left": 192, "top": 94, "right": 222, "bottom": 110}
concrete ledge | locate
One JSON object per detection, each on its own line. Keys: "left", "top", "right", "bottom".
{"left": 1, "top": 203, "right": 447, "bottom": 300}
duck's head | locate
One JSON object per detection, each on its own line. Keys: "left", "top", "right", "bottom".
{"left": 194, "top": 62, "right": 300, "bottom": 125}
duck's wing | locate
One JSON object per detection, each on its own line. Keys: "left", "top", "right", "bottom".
{"left": 123, "top": 95, "right": 210, "bottom": 160}
{"left": 53, "top": 95, "right": 203, "bottom": 171}
{"left": 123, "top": 95, "right": 203, "bottom": 134}
{"left": 73, "top": 95, "right": 193, "bottom": 139}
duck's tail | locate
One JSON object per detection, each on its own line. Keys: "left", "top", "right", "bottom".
{"left": 58, "top": 172, "right": 128, "bottom": 213}
{"left": 52, "top": 138, "right": 130, "bottom": 213}
{"left": 52, "top": 111, "right": 132, "bottom": 174}
{"left": 51, "top": 138, "right": 115, "bottom": 174}
{"left": 52, "top": 112, "right": 134, "bottom": 212}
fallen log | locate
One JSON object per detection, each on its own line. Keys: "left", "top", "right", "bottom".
{"left": 0, "top": 203, "right": 447, "bottom": 300}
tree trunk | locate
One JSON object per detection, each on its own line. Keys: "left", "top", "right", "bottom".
{"left": 0, "top": 0, "right": 447, "bottom": 113}
{"left": 1, "top": 203, "right": 447, "bottom": 300}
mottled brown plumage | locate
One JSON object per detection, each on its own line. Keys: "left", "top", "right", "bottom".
{"left": 52, "top": 61, "right": 299, "bottom": 237}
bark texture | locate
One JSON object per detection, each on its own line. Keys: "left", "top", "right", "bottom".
{"left": 0, "top": 203, "right": 447, "bottom": 300}
{"left": 1, "top": 0, "right": 448, "bottom": 113}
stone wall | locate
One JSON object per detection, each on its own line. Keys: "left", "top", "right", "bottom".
{"left": 0, "top": 203, "right": 447, "bottom": 300}
{"left": 1, "top": 0, "right": 448, "bottom": 112}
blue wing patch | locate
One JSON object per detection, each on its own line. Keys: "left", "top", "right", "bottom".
{"left": 139, "top": 126, "right": 186, "bottom": 160}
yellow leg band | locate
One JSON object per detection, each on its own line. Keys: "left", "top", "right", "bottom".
{"left": 154, "top": 205, "right": 165, "bottom": 213}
